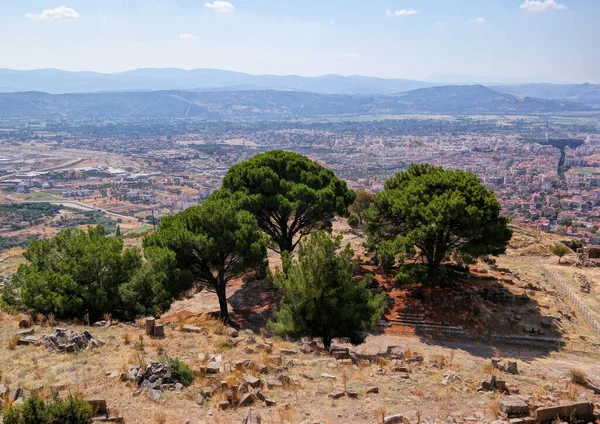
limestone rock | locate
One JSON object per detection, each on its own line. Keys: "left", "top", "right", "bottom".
{"left": 328, "top": 391, "right": 345, "bottom": 399}
{"left": 238, "top": 392, "right": 257, "bottom": 407}
{"left": 384, "top": 414, "right": 409, "bottom": 424}
{"left": 499, "top": 398, "right": 529, "bottom": 418}
{"left": 244, "top": 375, "right": 262, "bottom": 388}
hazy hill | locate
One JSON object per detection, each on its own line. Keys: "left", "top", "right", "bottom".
{"left": 495, "top": 83, "right": 600, "bottom": 108}
{"left": 0, "top": 86, "right": 592, "bottom": 119}
{"left": 378, "top": 85, "right": 590, "bottom": 114}
{"left": 0, "top": 68, "right": 431, "bottom": 95}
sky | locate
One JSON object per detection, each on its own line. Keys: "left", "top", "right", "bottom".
{"left": 1, "top": 0, "right": 599, "bottom": 83}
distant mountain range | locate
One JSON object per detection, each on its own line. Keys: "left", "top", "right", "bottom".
{"left": 0, "top": 68, "right": 431, "bottom": 96}
{"left": 0, "top": 68, "right": 598, "bottom": 108}
{"left": 0, "top": 85, "right": 593, "bottom": 120}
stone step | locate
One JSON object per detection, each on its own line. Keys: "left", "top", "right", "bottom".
{"left": 397, "top": 314, "right": 425, "bottom": 320}
{"left": 390, "top": 320, "right": 464, "bottom": 332}
{"left": 395, "top": 318, "right": 428, "bottom": 325}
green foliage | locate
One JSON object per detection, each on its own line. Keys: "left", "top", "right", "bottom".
{"left": 118, "top": 246, "right": 193, "bottom": 320}
{"left": 144, "top": 193, "right": 266, "bottom": 321}
{"left": 268, "top": 231, "right": 386, "bottom": 349}
{"left": 222, "top": 150, "right": 355, "bottom": 254}
{"left": 550, "top": 242, "right": 571, "bottom": 263}
{"left": 558, "top": 217, "right": 573, "bottom": 227}
{"left": 77, "top": 211, "right": 116, "bottom": 233}
{"left": 559, "top": 239, "right": 582, "bottom": 252}
{"left": 8, "top": 225, "right": 187, "bottom": 321}
{"left": 348, "top": 189, "right": 374, "bottom": 226}
{"left": 10, "top": 225, "right": 141, "bottom": 320}
{"left": 166, "top": 357, "right": 194, "bottom": 386}
{"left": 0, "top": 235, "right": 37, "bottom": 253}
{"left": 366, "top": 163, "right": 512, "bottom": 283}
{"left": 347, "top": 213, "right": 360, "bottom": 228}
{"left": 0, "top": 203, "right": 61, "bottom": 230}
{"left": 3, "top": 393, "right": 93, "bottom": 424}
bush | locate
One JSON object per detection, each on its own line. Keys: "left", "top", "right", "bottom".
{"left": 347, "top": 213, "right": 359, "bottom": 228}
{"left": 569, "top": 368, "right": 588, "bottom": 385}
{"left": 10, "top": 226, "right": 141, "bottom": 320}
{"left": 166, "top": 357, "right": 194, "bottom": 386}
{"left": 550, "top": 242, "right": 571, "bottom": 263}
{"left": 3, "top": 393, "right": 93, "bottom": 424}
{"left": 8, "top": 225, "right": 193, "bottom": 321}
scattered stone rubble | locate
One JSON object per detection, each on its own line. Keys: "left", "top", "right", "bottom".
{"left": 129, "top": 360, "right": 188, "bottom": 402}
{"left": 14, "top": 327, "right": 105, "bottom": 352}
{"left": 0, "top": 274, "right": 11, "bottom": 290}
{"left": 575, "top": 272, "right": 592, "bottom": 293}
{"left": 491, "top": 358, "right": 519, "bottom": 374}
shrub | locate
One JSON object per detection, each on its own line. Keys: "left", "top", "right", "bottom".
{"left": 9, "top": 225, "right": 195, "bottom": 321}
{"left": 569, "top": 368, "right": 588, "bottom": 385}
{"left": 3, "top": 393, "right": 93, "bottom": 424}
{"left": 551, "top": 243, "right": 571, "bottom": 264}
{"left": 166, "top": 357, "right": 193, "bottom": 386}
{"left": 347, "top": 213, "right": 360, "bottom": 228}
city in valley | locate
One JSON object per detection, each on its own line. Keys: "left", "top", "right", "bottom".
{"left": 1, "top": 115, "right": 600, "bottom": 250}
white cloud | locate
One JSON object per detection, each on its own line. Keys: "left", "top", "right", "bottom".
{"left": 26, "top": 6, "right": 80, "bottom": 21}
{"left": 329, "top": 20, "right": 335, "bottom": 25}
{"left": 468, "top": 17, "right": 486, "bottom": 24}
{"left": 520, "top": 0, "right": 566, "bottom": 12}
{"left": 386, "top": 8, "right": 417, "bottom": 17}
{"left": 179, "top": 33, "right": 198, "bottom": 40}
{"left": 338, "top": 53, "right": 361, "bottom": 59}
{"left": 204, "top": 1, "right": 235, "bottom": 13}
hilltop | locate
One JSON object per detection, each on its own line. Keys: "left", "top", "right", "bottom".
{"left": 0, "top": 222, "right": 599, "bottom": 423}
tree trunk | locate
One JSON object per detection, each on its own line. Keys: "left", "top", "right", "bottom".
{"left": 322, "top": 332, "right": 332, "bottom": 351}
{"left": 216, "top": 284, "right": 230, "bottom": 323}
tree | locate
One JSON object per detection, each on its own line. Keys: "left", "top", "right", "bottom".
{"left": 349, "top": 189, "right": 374, "bottom": 226}
{"left": 221, "top": 150, "right": 355, "bottom": 255}
{"left": 119, "top": 246, "right": 194, "bottom": 320}
{"left": 115, "top": 225, "right": 121, "bottom": 237}
{"left": 144, "top": 193, "right": 266, "bottom": 322}
{"left": 365, "top": 164, "right": 512, "bottom": 281}
{"left": 268, "top": 231, "right": 385, "bottom": 350}
{"left": 551, "top": 242, "right": 570, "bottom": 264}
{"left": 10, "top": 226, "right": 142, "bottom": 320}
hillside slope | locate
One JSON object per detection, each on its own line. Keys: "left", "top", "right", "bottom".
{"left": 0, "top": 86, "right": 592, "bottom": 119}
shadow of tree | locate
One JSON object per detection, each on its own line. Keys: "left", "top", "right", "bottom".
{"left": 228, "top": 277, "right": 281, "bottom": 332}
{"left": 370, "top": 264, "right": 566, "bottom": 361}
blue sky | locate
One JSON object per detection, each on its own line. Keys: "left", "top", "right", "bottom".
{"left": 1, "top": 0, "right": 598, "bottom": 82}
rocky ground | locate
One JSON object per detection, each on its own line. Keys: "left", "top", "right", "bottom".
{"left": 0, "top": 223, "right": 599, "bottom": 423}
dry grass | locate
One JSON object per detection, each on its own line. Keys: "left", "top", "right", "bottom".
{"left": 561, "top": 382, "right": 581, "bottom": 401}
{"left": 481, "top": 362, "right": 499, "bottom": 376}
{"left": 569, "top": 368, "right": 588, "bottom": 385}
{"left": 153, "top": 410, "right": 167, "bottom": 424}
{"left": 7, "top": 335, "right": 20, "bottom": 350}
{"left": 488, "top": 398, "right": 500, "bottom": 417}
